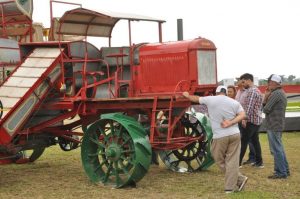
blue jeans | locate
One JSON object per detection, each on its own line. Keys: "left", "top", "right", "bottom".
{"left": 267, "top": 130, "right": 290, "bottom": 177}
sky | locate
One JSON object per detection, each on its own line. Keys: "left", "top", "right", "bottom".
{"left": 32, "top": 0, "right": 300, "bottom": 80}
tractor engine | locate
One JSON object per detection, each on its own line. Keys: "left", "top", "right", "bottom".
{"left": 132, "top": 37, "right": 217, "bottom": 96}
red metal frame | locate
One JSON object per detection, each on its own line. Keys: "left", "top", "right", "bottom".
{"left": 0, "top": 1, "right": 33, "bottom": 41}
{"left": 0, "top": 3, "right": 219, "bottom": 162}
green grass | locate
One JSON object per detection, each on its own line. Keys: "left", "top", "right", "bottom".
{"left": 0, "top": 133, "right": 300, "bottom": 199}
{"left": 287, "top": 101, "right": 300, "bottom": 112}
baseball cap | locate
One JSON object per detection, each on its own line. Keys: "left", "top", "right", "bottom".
{"left": 216, "top": 85, "right": 227, "bottom": 94}
{"left": 268, "top": 74, "right": 282, "bottom": 84}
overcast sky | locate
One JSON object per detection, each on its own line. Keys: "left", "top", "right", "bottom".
{"left": 33, "top": 0, "right": 300, "bottom": 80}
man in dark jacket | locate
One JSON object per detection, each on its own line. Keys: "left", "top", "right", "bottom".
{"left": 263, "top": 74, "right": 290, "bottom": 179}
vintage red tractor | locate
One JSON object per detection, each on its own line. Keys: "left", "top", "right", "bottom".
{"left": 0, "top": 0, "right": 217, "bottom": 187}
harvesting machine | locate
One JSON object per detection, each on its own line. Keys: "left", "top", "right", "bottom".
{"left": 0, "top": 0, "right": 218, "bottom": 187}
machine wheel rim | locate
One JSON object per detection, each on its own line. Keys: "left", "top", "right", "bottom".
{"left": 159, "top": 112, "right": 214, "bottom": 172}
{"left": 81, "top": 113, "right": 152, "bottom": 188}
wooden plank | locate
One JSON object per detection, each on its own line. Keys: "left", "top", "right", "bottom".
{"left": 30, "top": 48, "right": 61, "bottom": 58}
{"left": 0, "top": 86, "right": 29, "bottom": 98}
{"left": 13, "top": 67, "right": 47, "bottom": 78}
{"left": 22, "top": 58, "right": 56, "bottom": 68}
{"left": 3, "top": 76, "right": 37, "bottom": 87}
{"left": 0, "top": 96, "right": 20, "bottom": 108}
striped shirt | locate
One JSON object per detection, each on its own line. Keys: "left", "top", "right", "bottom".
{"left": 244, "top": 86, "right": 263, "bottom": 125}
{"left": 263, "top": 88, "right": 287, "bottom": 131}
{"left": 235, "top": 88, "right": 248, "bottom": 109}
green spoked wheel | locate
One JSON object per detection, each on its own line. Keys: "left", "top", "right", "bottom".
{"left": 159, "top": 112, "right": 214, "bottom": 172}
{"left": 81, "top": 113, "right": 152, "bottom": 188}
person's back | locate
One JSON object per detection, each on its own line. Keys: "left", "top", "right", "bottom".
{"left": 182, "top": 86, "right": 248, "bottom": 193}
{"left": 201, "top": 95, "right": 242, "bottom": 139}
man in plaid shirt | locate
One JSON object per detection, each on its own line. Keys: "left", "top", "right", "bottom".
{"left": 239, "top": 73, "right": 264, "bottom": 168}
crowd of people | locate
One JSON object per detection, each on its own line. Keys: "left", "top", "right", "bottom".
{"left": 183, "top": 73, "right": 290, "bottom": 193}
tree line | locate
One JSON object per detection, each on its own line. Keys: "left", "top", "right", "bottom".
{"left": 259, "top": 75, "right": 300, "bottom": 85}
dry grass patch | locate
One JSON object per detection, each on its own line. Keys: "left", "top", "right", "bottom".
{"left": 0, "top": 133, "right": 299, "bottom": 199}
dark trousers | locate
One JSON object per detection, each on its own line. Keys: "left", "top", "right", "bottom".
{"left": 239, "top": 123, "right": 256, "bottom": 162}
{"left": 248, "top": 142, "right": 256, "bottom": 161}
{"left": 239, "top": 122, "right": 262, "bottom": 165}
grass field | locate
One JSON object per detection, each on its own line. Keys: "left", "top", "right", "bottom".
{"left": 287, "top": 101, "right": 300, "bottom": 112}
{"left": 1, "top": 133, "right": 300, "bottom": 199}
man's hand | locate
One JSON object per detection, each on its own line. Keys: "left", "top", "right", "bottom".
{"left": 221, "top": 120, "right": 233, "bottom": 128}
{"left": 182, "top": 91, "right": 190, "bottom": 98}
{"left": 263, "top": 87, "right": 271, "bottom": 104}
{"left": 242, "top": 119, "right": 247, "bottom": 128}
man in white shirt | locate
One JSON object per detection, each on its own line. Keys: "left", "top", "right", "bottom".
{"left": 183, "top": 86, "right": 248, "bottom": 193}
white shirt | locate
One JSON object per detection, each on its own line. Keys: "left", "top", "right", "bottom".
{"left": 200, "top": 95, "right": 244, "bottom": 139}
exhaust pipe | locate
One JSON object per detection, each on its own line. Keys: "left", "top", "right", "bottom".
{"left": 177, "top": 19, "right": 183, "bottom": 41}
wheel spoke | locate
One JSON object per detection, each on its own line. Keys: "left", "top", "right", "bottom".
{"left": 170, "top": 160, "right": 180, "bottom": 168}
{"left": 121, "top": 137, "right": 131, "bottom": 147}
{"left": 114, "top": 161, "right": 123, "bottom": 185}
{"left": 88, "top": 152, "right": 99, "bottom": 157}
{"left": 121, "top": 149, "right": 135, "bottom": 154}
{"left": 97, "top": 126, "right": 105, "bottom": 135}
{"left": 94, "top": 159, "right": 108, "bottom": 172}
{"left": 186, "top": 160, "right": 194, "bottom": 171}
{"left": 89, "top": 137, "right": 106, "bottom": 149}
{"left": 196, "top": 156, "right": 203, "bottom": 165}
{"left": 103, "top": 162, "right": 113, "bottom": 183}
{"left": 109, "top": 121, "right": 115, "bottom": 134}
{"left": 120, "top": 155, "right": 134, "bottom": 165}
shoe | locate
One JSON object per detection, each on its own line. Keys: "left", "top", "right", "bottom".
{"left": 268, "top": 174, "right": 287, "bottom": 179}
{"left": 252, "top": 162, "right": 264, "bottom": 168}
{"left": 239, "top": 165, "right": 243, "bottom": 169}
{"left": 242, "top": 159, "right": 255, "bottom": 165}
{"left": 238, "top": 176, "right": 248, "bottom": 191}
{"left": 225, "top": 190, "right": 234, "bottom": 194}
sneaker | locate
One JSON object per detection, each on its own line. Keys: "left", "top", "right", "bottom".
{"left": 252, "top": 162, "right": 264, "bottom": 168}
{"left": 239, "top": 165, "right": 243, "bottom": 169}
{"left": 268, "top": 174, "right": 287, "bottom": 179}
{"left": 225, "top": 190, "right": 234, "bottom": 194}
{"left": 242, "top": 159, "right": 255, "bottom": 165}
{"left": 238, "top": 176, "right": 248, "bottom": 191}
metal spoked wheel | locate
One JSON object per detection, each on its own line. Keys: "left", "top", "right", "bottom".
{"left": 58, "top": 135, "right": 80, "bottom": 151}
{"left": 159, "top": 112, "right": 214, "bottom": 172}
{"left": 15, "top": 147, "right": 46, "bottom": 163}
{"left": 81, "top": 113, "right": 152, "bottom": 188}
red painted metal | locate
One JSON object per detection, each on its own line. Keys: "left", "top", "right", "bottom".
{"left": 0, "top": 1, "right": 33, "bottom": 40}
{"left": 133, "top": 38, "right": 217, "bottom": 96}
{"left": 259, "top": 85, "right": 300, "bottom": 94}
{"left": 0, "top": 5, "right": 218, "bottom": 163}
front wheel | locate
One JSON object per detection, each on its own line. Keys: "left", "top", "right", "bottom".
{"left": 81, "top": 113, "right": 152, "bottom": 188}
